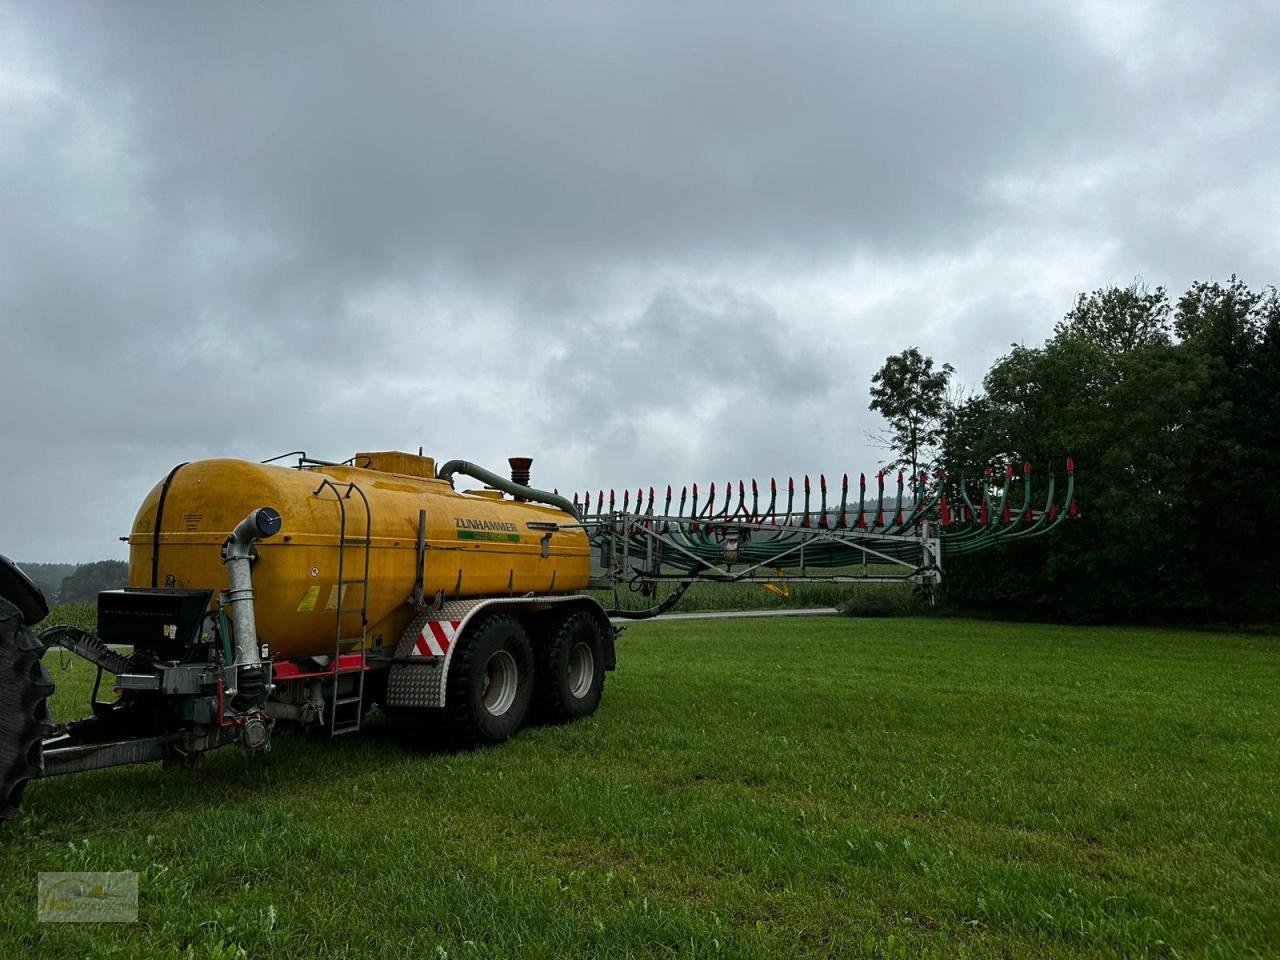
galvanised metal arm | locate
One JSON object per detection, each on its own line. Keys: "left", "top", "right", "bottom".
{"left": 578, "top": 460, "right": 1077, "bottom": 599}
{"left": 221, "top": 507, "right": 283, "bottom": 675}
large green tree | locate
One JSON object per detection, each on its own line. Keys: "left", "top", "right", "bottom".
{"left": 868, "top": 347, "right": 955, "bottom": 480}
{"left": 941, "top": 278, "right": 1279, "bottom": 624}
{"left": 1172, "top": 277, "right": 1279, "bottom": 620}
{"left": 1054, "top": 281, "right": 1171, "bottom": 353}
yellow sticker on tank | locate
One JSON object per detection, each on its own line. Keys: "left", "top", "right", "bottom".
{"left": 324, "top": 584, "right": 347, "bottom": 610}
{"left": 296, "top": 586, "right": 321, "bottom": 612}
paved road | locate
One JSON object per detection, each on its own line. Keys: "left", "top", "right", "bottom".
{"left": 611, "top": 607, "right": 839, "bottom": 624}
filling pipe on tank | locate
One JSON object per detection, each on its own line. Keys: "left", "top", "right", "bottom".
{"left": 220, "top": 507, "right": 283, "bottom": 697}
{"left": 435, "top": 460, "right": 582, "bottom": 521}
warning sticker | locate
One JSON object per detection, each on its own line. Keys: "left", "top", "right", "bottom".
{"left": 296, "top": 586, "right": 321, "bottom": 612}
{"left": 324, "top": 584, "right": 348, "bottom": 611}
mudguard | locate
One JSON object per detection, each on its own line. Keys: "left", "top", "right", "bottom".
{"left": 385, "top": 594, "right": 614, "bottom": 710}
{"left": 0, "top": 555, "right": 48, "bottom": 627}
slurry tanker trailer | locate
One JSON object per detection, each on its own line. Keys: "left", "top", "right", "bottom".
{"left": 0, "top": 450, "right": 1074, "bottom": 818}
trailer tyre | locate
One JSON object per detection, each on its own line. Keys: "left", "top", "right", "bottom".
{"left": 0, "top": 598, "right": 54, "bottom": 821}
{"left": 446, "top": 614, "right": 533, "bottom": 745}
{"left": 534, "top": 609, "right": 606, "bottom": 723}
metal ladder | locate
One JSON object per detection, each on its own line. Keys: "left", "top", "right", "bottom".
{"left": 313, "top": 478, "right": 372, "bottom": 736}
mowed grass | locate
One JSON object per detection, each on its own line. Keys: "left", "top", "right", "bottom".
{"left": 2, "top": 615, "right": 1278, "bottom": 959}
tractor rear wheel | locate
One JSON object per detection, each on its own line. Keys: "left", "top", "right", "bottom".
{"left": 445, "top": 614, "right": 533, "bottom": 745}
{"left": 0, "top": 598, "right": 54, "bottom": 820}
{"left": 533, "top": 609, "right": 606, "bottom": 723}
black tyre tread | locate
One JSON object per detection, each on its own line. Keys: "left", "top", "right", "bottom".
{"left": 533, "top": 609, "right": 606, "bottom": 724}
{"left": 445, "top": 613, "right": 532, "bottom": 746}
{"left": 0, "top": 599, "right": 55, "bottom": 821}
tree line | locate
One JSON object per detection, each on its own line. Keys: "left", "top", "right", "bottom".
{"left": 871, "top": 276, "right": 1280, "bottom": 625}
{"left": 18, "top": 560, "right": 129, "bottom": 604}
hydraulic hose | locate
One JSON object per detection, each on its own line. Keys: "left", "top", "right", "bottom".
{"left": 606, "top": 579, "right": 695, "bottom": 620}
{"left": 436, "top": 460, "right": 582, "bottom": 521}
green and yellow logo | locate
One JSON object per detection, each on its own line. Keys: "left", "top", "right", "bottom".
{"left": 455, "top": 518, "right": 521, "bottom": 543}
{"left": 38, "top": 872, "right": 138, "bottom": 923}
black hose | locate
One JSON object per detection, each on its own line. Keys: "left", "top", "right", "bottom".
{"left": 436, "top": 460, "right": 581, "bottom": 520}
{"left": 606, "top": 579, "right": 695, "bottom": 620}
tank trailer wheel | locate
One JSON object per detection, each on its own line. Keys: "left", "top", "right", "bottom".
{"left": 534, "top": 609, "right": 606, "bottom": 723}
{"left": 446, "top": 614, "right": 533, "bottom": 745}
{"left": 0, "top": 599, "right": 55, "bottom": 821}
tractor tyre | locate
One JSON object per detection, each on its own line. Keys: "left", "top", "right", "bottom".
{"left": 533, "top": 609, "right": 606, "bottom": 723}
{"left": 0, "top": 598, "right": 54, "bottom": 820}
{"left": 445, "top": 614, "right": 533, "bottom": 745}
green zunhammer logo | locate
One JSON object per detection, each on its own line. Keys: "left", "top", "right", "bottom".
{"left": 455, "top": 517, "right": 521, "bottom": 543}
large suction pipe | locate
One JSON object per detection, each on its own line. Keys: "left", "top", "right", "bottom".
{"left": 221, "top": 507, "right": 283, "bottom": 701}
{"left": 436, "top": 460, "right": 581, "bottom": 521}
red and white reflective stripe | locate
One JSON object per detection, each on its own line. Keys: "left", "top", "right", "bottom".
{"left": 415, "top": 619, "right": 460, "bottom": 657}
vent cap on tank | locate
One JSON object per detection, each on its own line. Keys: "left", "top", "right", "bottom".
{"left": 509, "top": 457, "right": 532, "bottom": 501}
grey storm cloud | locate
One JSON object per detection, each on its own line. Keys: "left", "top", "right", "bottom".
{"left": 548, "top": 286, "right": 835, "bottom": 489}
{"left": 2, "top": 1, "right": 1278, "bottom": 560}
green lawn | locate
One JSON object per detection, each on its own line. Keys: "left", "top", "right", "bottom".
{"left": 590, "top": 565, "right": 920, "bottom": 615}
{"left": 2, "top": 615, "right": 1278, "bottom": 958}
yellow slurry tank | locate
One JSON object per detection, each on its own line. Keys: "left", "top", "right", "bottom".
{"left": 128, "top": 451, "right": 591, "bottom": 659}
{"left": 3, "top": 449, "right": 619, "bottom": 816}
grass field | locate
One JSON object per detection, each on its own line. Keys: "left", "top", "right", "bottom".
{"left": 2, "top": 613, "right": 1278, "bottom": 958}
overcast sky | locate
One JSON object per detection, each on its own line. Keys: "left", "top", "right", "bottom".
{"left": 3, "top": 1, "right": 1278, "bottom": 562}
